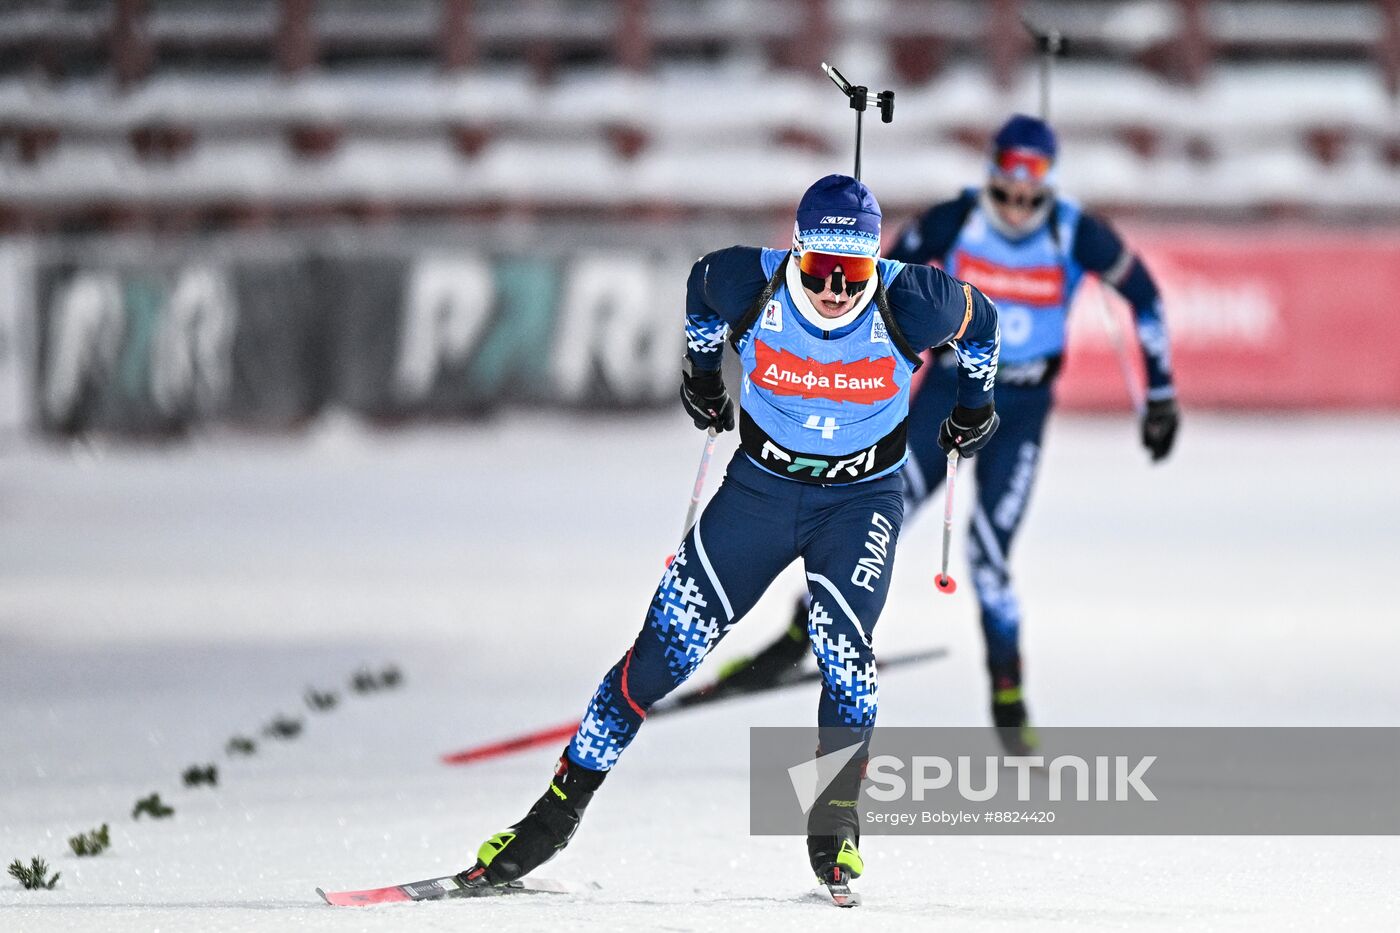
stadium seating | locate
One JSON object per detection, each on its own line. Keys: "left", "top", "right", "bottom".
{"left": 1, "top": 0, "right": 1396, "bottom": 232}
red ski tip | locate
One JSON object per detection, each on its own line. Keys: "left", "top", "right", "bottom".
{"left": 664, "top": 553, "right": 675, "bottom": 568}
{"left": 441, "top": 719, "right": 582, "bottom": 765}
{"left": 319, "top": 884, "right": 413, "bottom": 906}
{"left": 935, "top": 574, "right": 957, "bottom": 594}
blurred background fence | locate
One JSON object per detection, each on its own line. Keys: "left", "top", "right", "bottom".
{"left": 1, "top": 0, "right": 1398, "bottom": 438}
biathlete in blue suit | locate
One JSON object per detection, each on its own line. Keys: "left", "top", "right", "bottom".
{"left": 459, "top": 174, "right": 1002, "bottom": 892}
{"left": 731, "top": 115, "right": 1181, "bottom": 756}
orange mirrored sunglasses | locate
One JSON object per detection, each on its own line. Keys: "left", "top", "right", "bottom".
{"left": 797, "top": 250, "right": 876, "bottom": 284}
{"left": 993, "top": 148, "right": 1053, "bottom": 183}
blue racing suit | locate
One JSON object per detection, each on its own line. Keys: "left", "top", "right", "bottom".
{"left": 568, "top": 245, "right": 1000, "bottom": 770}
{"left": 890, "top": 188, "right": 1175, "bottom": 685}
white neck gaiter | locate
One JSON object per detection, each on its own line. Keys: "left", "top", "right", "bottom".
{"left": 786, "top": 253, "right": 878, "bottom": 333}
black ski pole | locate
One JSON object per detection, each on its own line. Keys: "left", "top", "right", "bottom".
{"left": 1020, "top": 18, "right": 1066, "bottom": 121}
{"left": 1021, "top": 19, "right": 1146, "bottom": 418}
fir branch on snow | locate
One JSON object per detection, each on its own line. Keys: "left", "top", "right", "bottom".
{"left": 304, "top": 687, "right": 339, "bottom": 711}
{"left": 8, "top": 857, "right": 60, "bottom": 890}
{"left": 131, "top": 793, "right": 175, "bottom": 820}
{"left": 182, "top": 764, "right": 218, "bottom": 787}
{"left": 226, "top": 735, "right": 257, "bottom": 756}
{"left": 262, "top": 714, "right": 303, "bottom": 740}
{"left": 350, "top": 663, "right": 404, "bottom": 694}
{"left": 68, "top": 824, "right": 111, "bottom": 857}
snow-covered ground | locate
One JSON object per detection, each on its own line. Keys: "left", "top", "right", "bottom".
{"left": 2, "top": 412, "right": 1398, "bottom": 931}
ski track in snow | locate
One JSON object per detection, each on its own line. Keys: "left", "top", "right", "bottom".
{"left": 2, "top": 412, "right": 1399, "bottom": 931}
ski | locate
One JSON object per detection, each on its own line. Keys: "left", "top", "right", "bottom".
{"left": 316, "top": 873, "right": 594, "bottom": 906}
{"left": 441, "top": 646, "right": 948, "bottom": 766}
{"left": 820, "top": 880, "right": 861, "bottom": 908}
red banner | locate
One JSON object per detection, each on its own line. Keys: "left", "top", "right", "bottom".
{"left": 1056, "top": 227, "right": 1400, "bottom": 410}
{"left": 751, "top": 339, "right": 899, "bottom": 405}
{"left": 954, "top": 250, "right": 1066, "bottom": 307}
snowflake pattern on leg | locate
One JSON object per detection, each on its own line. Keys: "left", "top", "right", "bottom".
{"left": 808, "top": 599, "right": 879, "bottom": 728}
{"left": 570, "top": 677, "right": 634, "bottom": 771}
{"left": 648, "top": 542, "right": 723, "bottom": 679}
{"left": 569, "top": 542, "right": 727, "bottom": 772}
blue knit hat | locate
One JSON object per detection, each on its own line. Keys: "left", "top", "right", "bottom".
{"left": 993, "top": 114, "right": 1057, "bottom": 159}
{"left": 794, "top": 174, "right": 882, "bottom": 257}
{"left": 990, "top": 114, "right": 1058, "bottom": 185}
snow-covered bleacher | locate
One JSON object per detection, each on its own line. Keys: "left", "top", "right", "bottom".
{"left": 1, "top": 0, "right": 1396, "bottom": 229}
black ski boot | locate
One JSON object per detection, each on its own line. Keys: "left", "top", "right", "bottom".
{"left": 990, "top": 665, "right": 1039, "bottom": 757}
{"left": 806, "top": 750, "right": 866, "bottom": 887}
{"left": 458, "top": 752, "right": 606, "bottom": 888}
{"left": 711, "top": 597, "right": 811, "bottom": 695}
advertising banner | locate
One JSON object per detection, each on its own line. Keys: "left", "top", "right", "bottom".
{"left": 28, "top": 244, "right": 693, "bottom": 435}
{"left": 18, "top": 225, "right": 1400, "bottom": 435}
{"left": 1059, "top": 228, "right": 1400, "bottom": 410}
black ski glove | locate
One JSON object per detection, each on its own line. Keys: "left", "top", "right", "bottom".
{"left": 680, "top": 360, "right": 735, "bottom": 433}
{"left": 1141, "top": 396, "right": 1180, "bottom": 463}
{"left": 938, "top": 402, "right": 999, "bottom": 458}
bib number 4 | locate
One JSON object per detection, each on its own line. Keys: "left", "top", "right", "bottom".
{"left": 803, "top": 415, "right": 839, "bottom": 440}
